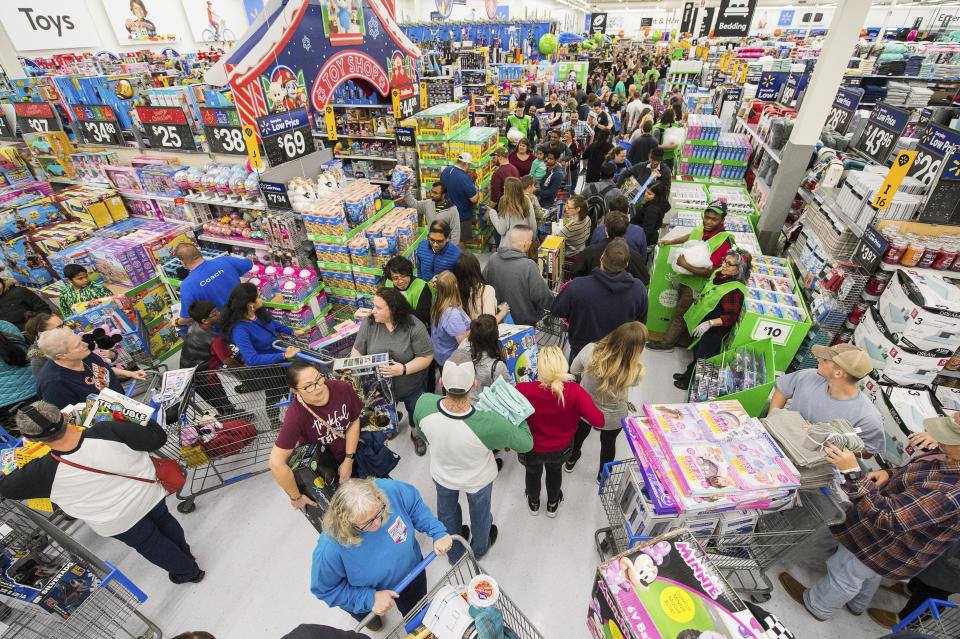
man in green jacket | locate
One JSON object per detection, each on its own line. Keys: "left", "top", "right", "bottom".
{"left": 506, "top": 103, "right": 531, "bottom": 141}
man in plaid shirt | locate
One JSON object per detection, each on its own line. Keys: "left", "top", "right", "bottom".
{"left": 779, "top": 412, "right": 960, "bottom": 621}
{"left": 561, "top": 109, "right": 594, "bottom": 149}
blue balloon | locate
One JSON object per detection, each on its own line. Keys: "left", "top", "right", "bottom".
{"left": 557, "top": 32, "right": 585, "bottom": 44}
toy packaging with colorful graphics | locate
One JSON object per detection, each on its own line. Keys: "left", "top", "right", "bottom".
{"left": 0, "top": 536, "right": 98, "bottom": 619}
{"left": 498, "top": 324, "right": 538, "bottom": 383}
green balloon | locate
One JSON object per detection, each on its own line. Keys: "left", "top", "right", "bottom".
{"left": 583, "top": 40, "right": 597, "bottom": 50}
{"left": 539, "top": 33, "right": 558, "bottom": 55}
{"left": 652, "top": 30, "right": 662, "bottom": 41}
{"left": 671, "top": 30, "right": 677, "bottom": 40}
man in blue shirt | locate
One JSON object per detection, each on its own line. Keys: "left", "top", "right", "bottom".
{"left": 174, "top": 244, "right": 252, "bottom": 326}
{"left": 413, "top": 220, "right": 462, "bottom": 284}
{"left": 538, "top": 147, "right": 565, "bottom": 208}
{"left": 439, "top": 153, "right": 478, "bottom": 247}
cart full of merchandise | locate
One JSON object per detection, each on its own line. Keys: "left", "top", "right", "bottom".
{"left": 356, "top": 534, "right": 544, "bottom": 639}
{"left": 0, "top": 498, "right": 161, "bottom": 639}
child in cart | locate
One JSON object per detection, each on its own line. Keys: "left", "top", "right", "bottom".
{"left": 180, "top": 301, "right": 244, "bottom": 417}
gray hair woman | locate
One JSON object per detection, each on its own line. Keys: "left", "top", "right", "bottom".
{"left": 310, "top": 478, "right": 452, "bottom": 633}
{"left": 35, "top": 327, "right": 145, "bottom": 409}
{"left": 673, "top": 249, "right": 751, "bottom": 390}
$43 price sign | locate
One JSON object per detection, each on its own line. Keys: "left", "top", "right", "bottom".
{"left": 136, "top": 106, "right": 197, "bottom": 151}
{"left": 854, "top": 103, "right": 909, "bottom": 165}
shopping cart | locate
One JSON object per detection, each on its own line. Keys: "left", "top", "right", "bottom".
{"left": 0, "top": 498, "right": 161, "bottom": 639}
{"left": 355, "top": 535, "right": 544, "bottom": 639}
{"left": 893, "top": 599, "right": 959, "bottom": 638}
{"left": 534, "top": 311, "right": 568, "bottom": 350}
{"left": 595, "top": 459, "right": 651, "bottom": 560}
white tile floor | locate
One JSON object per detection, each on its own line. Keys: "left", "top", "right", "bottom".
{"left": 68, "top": 345, "right": 947, "bottom": 639}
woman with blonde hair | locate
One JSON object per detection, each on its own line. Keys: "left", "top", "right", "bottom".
{"left": 568, "top": 321, "right": 648, "bottom": 482}
{"left": 487, "top": 177, "right": 536, "bottom": 245}
{"left": 430, "top": 271, "right": 471, "bottom": 368}
{"left": 516, "top": 345, "right": 603, "bottom": 517}
{"left": 311, "top": 478, "right": 451, "bottom": 632}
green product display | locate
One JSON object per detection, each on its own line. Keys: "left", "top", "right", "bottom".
{"left": 683, "top": 272, "right": 747, "bottom": 346}
{"left": 692, "top": 338, "right": 777, "bottom": 417}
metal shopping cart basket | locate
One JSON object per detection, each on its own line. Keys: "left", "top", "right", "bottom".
{"left": 0, "top": 498, "right": 161, "bottom": 639}
{"left": 355, "top": 535, "right": 544, "bottom": 639}
{"left": 534, "top": 312, "right": 568, "bottom": 350}
{"left": 893, "top": 599, "right": 960, "bottom": 638}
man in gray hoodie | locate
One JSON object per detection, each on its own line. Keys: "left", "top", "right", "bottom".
{"left": 482, "top": 225, "right": 554, "bottom": 326}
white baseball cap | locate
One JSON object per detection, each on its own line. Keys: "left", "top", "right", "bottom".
{"left": 458, "top": 152, "right": 473, "bottom": 164}
{"left": 441, "top": 351, "right": 476, "bottom": 393}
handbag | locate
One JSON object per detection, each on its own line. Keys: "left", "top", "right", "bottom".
{"left": 297, "top": 397, "right": 400, "bottom": 479}
{"left": 51, "top": 453, "right": 185, "bottom": 495}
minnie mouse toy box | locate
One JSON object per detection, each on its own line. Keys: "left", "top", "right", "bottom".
{"left": 589, "top": 530, "right": 765, "bottom": 639}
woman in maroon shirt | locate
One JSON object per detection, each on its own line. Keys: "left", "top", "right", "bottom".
{"left": 509, "top": 138, "right": 535, "bottom": 177}
{"left": 515, "top": 345, "right": 603, "bottom": 517}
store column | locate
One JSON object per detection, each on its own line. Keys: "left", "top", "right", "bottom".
{"left": 756, "top": 0, "right": 871, "bottom": 254}
{"left": 0, "top": 20, "right": 26, "bottom": 80}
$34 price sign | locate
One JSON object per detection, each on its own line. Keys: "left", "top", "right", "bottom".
{"left": 72, "top": 104, "right": 124, "bottom": 146}
{"left": 136, "top": 106, "right": 198, "bottom": 151}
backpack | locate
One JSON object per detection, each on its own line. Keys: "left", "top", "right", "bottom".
{"left": 585, "top": 183, "right": 615, "bottom": 233}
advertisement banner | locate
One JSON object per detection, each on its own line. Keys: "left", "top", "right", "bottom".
{"left": 756, "top": 72, "right": 787, "bottom": 101}
{"left": 100, "top": 0, "right": 178, "bottom": 44}
{"left": 589, "top": 13, "right": 607, "bottom": 35}
{"left": 181, "top": 0, "right": 247, "bottom": 43}
{"left": 0, "top": 1, "right": 99, "bottom": 51}
{"left": 778, "top": 9, "right": 794, "bottom": 26}
{"left": 698, "top": 8, "right": 715, "bottom": 38}
{"left": 679, "top": 2, "right": 695, "bottom": 33}
{"left": 714, "top": 0, "right": 757, "bottom": 38}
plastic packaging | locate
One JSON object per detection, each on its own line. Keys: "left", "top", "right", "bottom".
{"left": 467, "top": 574, "right": 500, "bottom": 608}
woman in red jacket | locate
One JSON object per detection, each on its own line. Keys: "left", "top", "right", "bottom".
{"left": 516, "top": 345, "right": 603, "bottom": 517}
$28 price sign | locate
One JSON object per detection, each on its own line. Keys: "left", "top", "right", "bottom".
{"left": 257, "top": 109, "right": 315, "bottom": 167}
{"left": 200, "top": 107, "right": 248, "bottom": 155}
{"left": 136, "top": 107, "right": 197, "bottom": 151}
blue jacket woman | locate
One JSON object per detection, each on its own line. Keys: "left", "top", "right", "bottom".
{"left": 0, "top": 320, "right": 38, "bottom": 425}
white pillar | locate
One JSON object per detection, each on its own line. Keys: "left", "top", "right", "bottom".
{"left": 0, "top": 20, "right": 26, "bottom": 80}
{"left": 877, "top": 0, "right": 897, "bottom": 43}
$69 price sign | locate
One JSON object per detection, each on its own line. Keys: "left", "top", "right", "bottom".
{"left": 257, "top": 109, "right": 314, "bottom": 167}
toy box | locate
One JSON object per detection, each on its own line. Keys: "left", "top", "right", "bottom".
{"left": 46, "top": 238, "right": 100, "bottom": 278}
{"left": 30, "top": 222, "right": 95, "bottom": 254}
{"left": 288, "top": 443, "right": 338, "bottom": 533}
{"left": 0, "top": 167, "right": 34, "bottom": 188}
{"left": 0, "top": 545, "right": 97, "bottom": 619}
{"left": 35, "top": 155, "right": 76, "bottom": 180}
{"left": 447, "top": 127, "right": 498, "bottom": 162}
{"left": 498, "top": 324, "right": 538, "bottom": 383}
{"left": 117, "top": 278, "right": 171, "bottom": 325}
{"left": 538, "top": 235, "right": 564, "bottom": 290}
{"left": 145, "top": 319, "right": 181, "bottom": 358}
{"left": 103, "top": 165, "right": 143, "bottom": 191}
{"left": 0, "top": 235, "right": 55, "bottom": 286}
{"left": 616, "top": 462, "right": 685, "bottom": 540}
{"left": 589, "top": 530, "right": 762, "bottom": 639}
{"left": 137, "top": 166, "right": 185, "bottom": 198}
{"left": 21, "top": 131, "right": 74, "bottom": 156}
{"left": 411, "top": 102, "right": 469, "bottom": 138}
{"left": 87, "top": 239, "right": 155, "bottom": 287}
{"left": 0, "top": 195, "right": 63, "bottom": 240}
{"left": 65, "top": 299, "right": 137, "bottom": 336}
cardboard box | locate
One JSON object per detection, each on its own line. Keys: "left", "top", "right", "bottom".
{"left": 87, "top": 239, "right": 155, "bottom": 287}
{"left": 288, "top": 443, "right": 338, "bottom": 533}
{"left": 498, "top": 324, "right": 538, "bottom": 383}
{"left": 0, "top": 235, "right": 54, "bottom": 286}
{"left": 588, "top": 530, "right": 757, "bottom": 639}
{"left": 854, "top": 307, "right": 950, "bottom": 386}
{"left": 0, "top": 547, "right": 97, "bottom": 619}
{"left": 878, "top": 270, "right": 960, "bottom": 352}
{"left": 860, "top": 375, "right": 945, "bottom": 467}
{"left": 0, "top": 195, "right": 63, "bottom": 240}
{"left": 537, "top": 235, "right": 565, "bottom": 290}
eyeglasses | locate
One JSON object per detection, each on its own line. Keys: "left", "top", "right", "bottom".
{"left": 297, "top": 375, "right": 326, "bottom": 393}
{"left": 353, "top": 502, "right": 386, "bottom": 532}
{"left": 723, "top": 260, "right": 738, "bottom": 268}
{"left": 428, "top": 237, "right": 446, "bottom": 245}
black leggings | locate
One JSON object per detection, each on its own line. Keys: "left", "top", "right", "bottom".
{"left": 520, "top": 446, "right": 571, "bottom": 505}
{"left": 571, "top": 421, "right": 622, "bottom": 477}
{"left": 899, "top": 577, "right": 955, "bottom": 621}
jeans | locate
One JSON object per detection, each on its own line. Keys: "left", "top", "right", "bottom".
{"left": 569, "top": 165, "right": 580, "bottom": 194}
{"left": 397, "top": 377, "right": 426, "bottom": 442}
{"left": 571, "top": 421, "right": 622, "bottom": 478}
{"left": 519, "top": 445, "right": 572, "bottom": 505}
{"left": 661, "top": 284, "right": 694, "bottom": 346}
{"left": 112, "top": 500, "right": 199, "bottom": 580}
{"left": 434, "top": 481, "right": 494, "bottom": 562}
{"left": 349, "top": 566, "right": 427, "bottom": 623}
{"left": 682, "top": 326, "right": 726, "bottom": 381}
{"left": 804, "top": 545, "right": 882, "bottom": 619}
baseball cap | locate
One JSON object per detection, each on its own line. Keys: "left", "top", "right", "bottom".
{"left": 441, "top": 351, "right": 476, "bottom": 394}
{"left": 705, "top": 199, "right": 728, "bottom": 217}
{"left": 458, "top": 152, "right": 473, "bottom": 164}
{"left": 811, "top": 344, "right": 874, "bottom": 379}
{"left": 922, "top": 413, "right": 960, "bottom": 446}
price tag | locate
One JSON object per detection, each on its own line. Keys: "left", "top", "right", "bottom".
{"left": 14, "top": 102, "right": 62, "bottom": 134}
{"left": 395, "top": 126, "right": 415, "bottom": 147}
{"left": 257, "top": 109, "right": 315, "bottom": 167}
{"left": 498, "top": 93, "right": 512, "bottom": 108}
{"left": 260, "top": 180, "right": 292, "bottom": 210}
{"left": 323, "top": 105, "right": 337, "bottom": 141}
{"left": 72, "top": 104, "right": 124, "bottom": 146}
{"left": 853, "top": 103, "right": 909, "bottom": 165}
{"left": 908, "top": 122, "right": 960, "bottom": 191}
{"left": 825, "top": 88, "right": 861, "bottom": 135}
{"left": 137, "top": 106, "right": 197, "bottom": 151}
{"left": 872, "top": 151, "right": 917, "bottom": 210}
{"left": 852, "top": 224, "right": 888, "bottom": 274}
{"left": 200, "top": 107, "right": 247, "bottom": 155}
{"left": 750, "top": 319, "right": 794, "bottom": 346}
{"left": 392, "top": 84, "right": 419, "bottom": 120}
{"left": 242, "top": 124, "right": 263, "bottom": 170}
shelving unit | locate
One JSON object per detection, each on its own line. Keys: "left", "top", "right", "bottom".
{"left": 736, "top": 118, "right": 782, "bottom": 164}
{"left": 196, "top": 233, "right": 269, "bottom": 250}
{"left": 334, "top": 154, "right": 398, "bottom": 162}
{"left": 328, "top": 103, "right": 392, "bottom": 109}
{"left": 186, "top": 194, "right": 266, "bottom": 210}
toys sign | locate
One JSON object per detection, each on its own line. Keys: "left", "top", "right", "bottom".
{"left": 310, "top": 50, "right": 390, "bottom": 110}
{"left": 136, "top": 106, "right": 197, "bottom": 151}
{"left": 14, "top": 102, "right": 62, "bottom": 134}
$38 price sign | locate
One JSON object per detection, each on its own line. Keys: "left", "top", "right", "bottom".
{"left": 136, "top": 106, "right": 197, "bottom": 151}
{"left": 200, "top": 107, "right": 248, "bottom": 155}
{"left": 72, "top": 104, "right": 124, "bottom": 146}
{"left": 257, "top": 109, "right": 315, "bottom": 167}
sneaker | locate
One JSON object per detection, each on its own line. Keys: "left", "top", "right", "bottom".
{"left": 527, "top": 494, "right": 540, "bottom": 516}
{"left": 169, "top": 569, "right": 205, "bottom": 584}
{"left": 673, "top": 377, "right": 691, "bottom": 391}
{"left": 564, "top": 452, "right": 581, "bottom": 473}
{"left": 412, "top": 433, "right": 427, "bottom": 456}
{"left": 646, "top": 340, "right": 675, "bottom": 352}
{"left": 365, "top": 616, "right": 383, "bottom": 632}
{"left": 672, "top": 373, "right": 686, "bottom": 381}
{"left": 546, "top": 492, "right": 563, "bottom": 518}
{"left": 460, "top": 525, "right": 470, "bottom": 542}
{"left": 487, "top": 524, "right": 498, "bottom": 550}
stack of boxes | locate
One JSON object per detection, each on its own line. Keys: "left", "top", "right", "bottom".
{"left": 53, "top": 186, "right": 129, "bottom": 228}
{"left": 680, "top": 116, "right": 750, "bottom": 180}
{"left": 22, "top": 131, "right": 76, "bottom": 181}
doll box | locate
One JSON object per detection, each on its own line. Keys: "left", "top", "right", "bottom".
{"left": 87, "top": 239, "right": 155, "bottom": 287}
{"left": 498, "top": 324, "right": 538, "bottom": 384}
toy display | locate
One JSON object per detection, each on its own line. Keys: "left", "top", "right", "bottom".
{"left": 173, "top": 163, "right": 262, "bottom": 205}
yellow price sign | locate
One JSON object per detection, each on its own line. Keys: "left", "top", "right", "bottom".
{"left": 323, "top": 104, "right": 337, "bottom": 142}
{"left": 739, "top": 64, "right": 748, "bottom": 84}
{"left": 392, "top": 88, "right": 402, "bottom": 119}
{"left": 420, "top": 81, "right": 428, "bottom": 109}
{"left": 242, "top": 124, "right": 263, "bottom": 170}
{"left": 872, "top": 151, "right": 917, "bottom": 210}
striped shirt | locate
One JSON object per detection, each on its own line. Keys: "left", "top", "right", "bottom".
{"left": 558, "top": 217, "right": 591, "bottom": 256}
{"left": 561, "top": 120, "right": 594, "bottom": 148}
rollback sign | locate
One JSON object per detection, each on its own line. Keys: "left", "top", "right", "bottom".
{"left": 310, "top": 50, "right": 391, "bottom": 111}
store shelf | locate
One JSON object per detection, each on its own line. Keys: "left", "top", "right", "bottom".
{"left": 186, "top": 194, "right": 267, "bottom": 210}
{"left": 328, "top": 103, "right": 391, "bottom": 109}
{"left": 315, "top": 132, "right": 395, "bottom": 141}
{"left": 308, "top": 200, "right": 395, "bottom": 244}
{"left": 804, "top": 187, "right": 864, "bottom": 238}
{"left": 197, "top": 234, "right": 268, "bottom": 250}
{"left": 843, "top": 74, "right": 960, "bottom": 81}
{"left": 736, "top": 118, "right": 781, "bottom": 164}
{"left": 334, "top": 154, "right": 398, "bottom": 162}
{"left": 116, "top": 189, "right": 179, "bottom": 202}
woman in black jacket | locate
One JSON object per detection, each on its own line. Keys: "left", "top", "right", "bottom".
{"left": 582, "top": 129, "right": 613, "bottom": 185}
{"left": 631, "top": 180, "right": 670, "bottom": 246}
{"left": 0, "top": 277, "right": 51, "bottom": 330}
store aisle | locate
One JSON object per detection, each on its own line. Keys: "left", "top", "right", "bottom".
{"left": 69, "top": 348, "right": 912, "bottom": 639}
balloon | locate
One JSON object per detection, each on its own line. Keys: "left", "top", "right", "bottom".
{"left": 539, "top": 33, "right": 558, "bottom": 55}
{"left": 671, "top": 30, "right": 677, "bottom": 40}
{"left": 594, "top": 32, "right": 603, "bottom": 44}
{"left": 583, "top": 40, "right": 598, "bottom": 50}
{"left": 652, "top": 30, "right": 662, "bottom": 42}
{"left": 557, "top": 32, "right": 584, "bottom": 44}
{"left": 618, "top": 30, "right": 625, "bottom": 38}
{"left": 907, "top": 29, "right": 917, "bottom": 41}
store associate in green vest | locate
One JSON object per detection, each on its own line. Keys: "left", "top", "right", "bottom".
{"left": 671, "top": 249, "right": 751, "bottom": 390}
{"left": 648, "top": 200, "right": 735, "bottom": 351}
{"left": 384, "top": 255, "right": 433, "bottom": 328}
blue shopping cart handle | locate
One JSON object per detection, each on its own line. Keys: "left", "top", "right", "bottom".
{"left": 126, "top": 381, "right": 137, "bottom": 396}
{"left": 354, "top": 534, "right": 468, "bottom": 632}
{"left": 893, "top": 598, "right": 956, "bottom": 632}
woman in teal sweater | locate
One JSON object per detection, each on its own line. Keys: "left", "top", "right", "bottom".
{"left": 0, "top": 321, "right": 39, "bottom": 432}
{"left": 311, "top": 478, "right": 452, "bottom": 632}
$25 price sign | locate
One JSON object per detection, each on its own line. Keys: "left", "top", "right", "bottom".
{"left": 136, "top": 107, "right": 197, "bottom": 151}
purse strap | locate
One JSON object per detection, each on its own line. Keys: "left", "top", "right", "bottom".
{"left": 296, "top": 395, "right": 344, "bottom": 439}
{"left": 50, "top": 453, "right": 159, "bottom": 485}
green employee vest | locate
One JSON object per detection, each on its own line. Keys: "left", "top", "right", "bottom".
{"left": 385, "top": 277, "right": 429, "bottom": 312}
{"left": 654, "top": 122, "right": 681, "bottom": 161}
{"left": 683, "top": 272, "right": 746, "bottom": 348}
{"left": 672, "top": 227, "right": 735, "bottom": 290}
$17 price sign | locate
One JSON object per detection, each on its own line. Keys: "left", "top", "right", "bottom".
{"left": 136, "top": 106, "right": 197, "bottom": 151}
{"left": 256, "top": 109, "right": 315, "bottom": 167}
{"left": 71, "top": 104, "right": 124, "bottom": 146}
{"left": 200, "top": 107, "right": 247, "bottom": 155}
